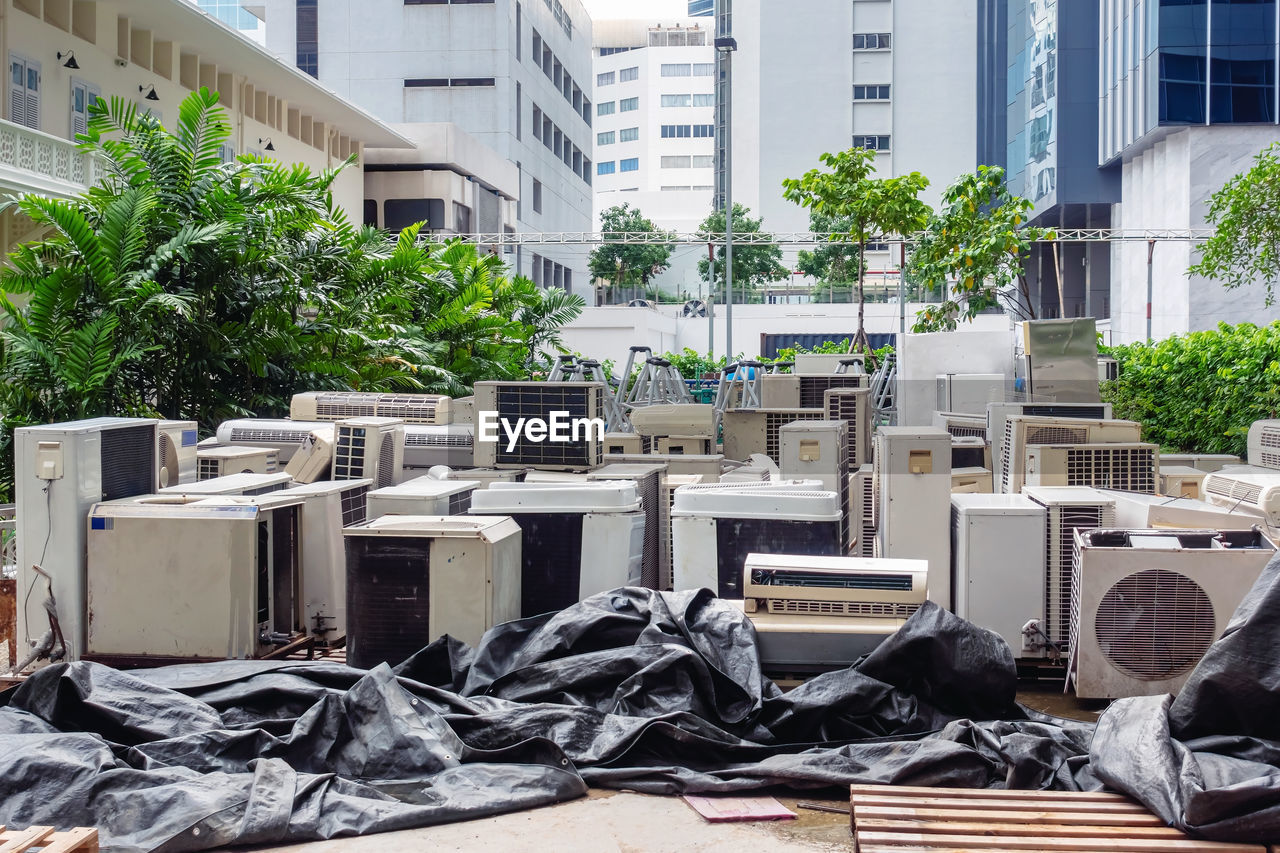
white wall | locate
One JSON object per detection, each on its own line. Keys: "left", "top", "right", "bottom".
{"left": 897, "top": 329, "right": 1014, "bottom": 425}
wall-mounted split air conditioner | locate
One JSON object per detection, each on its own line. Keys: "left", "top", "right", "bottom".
{"left": 291, "top": 390, "right": 453, "bottom": 425}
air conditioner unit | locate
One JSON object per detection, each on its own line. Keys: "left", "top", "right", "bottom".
{"left": 629, "top": 404, "right": 715, "bottom": 438}
{"left": 291, "top": 391, "right": 453, "bottom": 425}
{"left": 1022, "top": 485, "right": 1117, "bottom": 655}
{"left": 952, "top": 467, "right": 994, "bottom": 493}
{"left": 1158, "top": 453, "right": 1241, "bottom": 473}
{"left": 825, "top": 387, "right": 872, "bottom": 468}
{"left": 367, "top": 476, "right": 479, "bottom": 520}
{"left": 1247, "top": 419, "right": 1280, "bottom": 469}
{"left": 999, "top": 416, "right": 1142, "bottom": 493}
{"left": 469, "top": 482, "right": 646, "bottom": 617}
{"left": 1160, "top": 465, "right": 1208, "bottom": 500}
{"left": 761, "top": 373, "right": 868, "bottom": 409}
{"left": 402, "top": 424, "right": 474, "bottom": 469}
{"left": 473, "top": 381, "right": 605, "bottom": 471}
{"left": 214, "top": 418, "right": 328, "bottom": 463}
{"left": 587, "top": 463, "right": 666, "bottom": 589}
{"left": 987, "top": 402, "right": 1114, "bottom": 485}
{"left": 447, "top": 467, "right": 526, "bottom": 488}
{"left": 522, "top": 471, "right": 589, "bottom": 483}
{"left": 284, "top": 427, "right": 335, "bottom": 484}
{"left": 603, "top": 432, "right": 651, "bottom": 455}
{"left": 1104, "top": 489, "right": 1265, "bottom": 531}
{"left": 721, "top": 461, "right": 773, "bottom": 483}
{"left": 932, "top": 411, "right": 987, "bottom": 440}
{"left": 1069, "top": 527, "right": 1276, "bottom": 699}
{"left": 952, "top": 436, "right": 991, "bottom": 471}
{"left": 343, "top": 515, "right": 522, "bottom": 667}
{"left": 606, "top": 453, "right": 722, "bottom": 482}
{"left": 671, "top": 482, "right": 842, "bottom": 598}
{"left": 160, "top": 472, "right": 294, "bottom": 497}
{"left": 873, "top": 427, "right": 952, "bottom": 608}
{"left": 332, "top": 417, "right": 405, "bottom": 489}
{"left": 156, "top": 420, "right": 198, "bottom": 488}
{"left": 793, "top": 353, "right": 865, "bottom": 374}
{"left": 852, "top": 464, "right": 875, "bottom": 557}
{"left": 85, "top": 494, "right": 304, "bottom": 663}
{"left": 1017, "top": 318, "right": 1102, "bottom": 403}
{"left": 1023, "top": 442, "right": 1159, "bottom": 494}
{"left": 936, "top": 373, "right": 1005, "bottom": 415}
{"left": 655, "top": 436, "right": 713, "bottom": 455}
{"left": 197, "top": 445, "right": 280, "bottom": 479}
{"left": 1097, "top": 356, "right": 1119, "bottom": 383}
{"left": 951, "top": 494, "right": 1046, "bottom": 654}
{"left": 452, "top": 396, "right": 475, "bottom": 425}
{"left": 737, "top": 553, "right": 927, "bottom": 672}
{"left": 1203, "top": 466, "right": 1280, "bottom": 526}
{"left": 278, "top": 478, "right": 372, "bottom": 645}
{"left": 14, "top": 417, "right": 159, "bottom": 662}
{"left": 660, "top": 474, "right": 703, "bottom": 590}
{"left": 781, "top": 420, "right": 850, "bottom": 553}
{"left": 721, "top": 408, "right": 828, "bottom": 462}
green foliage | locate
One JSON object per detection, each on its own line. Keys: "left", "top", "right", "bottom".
{"left": 796, "top": 210, "right": 863, "bottom": 302}
{"left": 909, "top": 166, "right": 1050, "bottom": 332}
{"left": 696, "top": 204, "right": 789, "bottom": 303}
{"left": 588, "top": 203, "right": 675, "bottom": 303}
{"left": 1190, "top": 142, "right": 1280, "bottom": 305}
{"left": 1102, "top": 322, "right": 1280, "bottom": 456}
{"left": 782, "top": 147, "right": 930, "bottom": 352}
{"left": 658, "top": 348, "right": 728, "bottom": 381}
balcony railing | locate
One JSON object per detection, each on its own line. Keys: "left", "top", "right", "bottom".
{"left": 0, "top": 119, "right": 96, "bottom": 198}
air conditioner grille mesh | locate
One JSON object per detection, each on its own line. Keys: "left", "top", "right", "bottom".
{"left": 1205, "top": 476, "right": 1263, "bottom": 505}
{"left": 377, "top": 435, "right": 396, "bottom": 489}
{"left": 332, "top": 425, "right": 367, "bottom": 481}
{"left": 799, "top": 375, "right": 866, "bottom": 408}
{"left": 1038, "top": 501, "right": 1114, "bottom": 647}
{"left": 1093, "top": 569, "right": 1215, "bottom": 680}
{"left": 340, "top": 486, "right": 368, "bottom": 526}
{"left": 197, "top": 458, "right": 221, "bottom": 480}
{"left": 493, "top": 385, "right": 603, "bottom": 469}
{"left": 858, "top": 467, "right": 875, "bottom": 558}
{"left": 1026, "top": 425, "right": 1090, "bottom": 445}
{"left": 826, "top": 388, "right": 870, "bottom": 471}
{"left": 405, "top": 432, "right": 472, "bottom": 448}
{"left": 346, "top": 537, "right": 431, "bottom": 670}
{"left": 766, "top": 599, "right": 920, "bottom": 618}
{"left": 765, "top": 410, "right": 827, "bottom": 460}
{"left": 447, "top": 490, "right": 473, "bottom": 516}
{"left": 100, "top": 424, "right": 156, "bottom": 502}
{"left": 1064, "top": 446, "right": 1157, "bottom": 493}
{"left": 231, "top": 427, "right": 312, "bottom": 443}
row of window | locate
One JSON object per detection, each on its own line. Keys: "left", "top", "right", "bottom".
{"left": 530, "top": 254, "right": 573, "bottom": 293}
{"left": 660, "top": 124, "right": 714, "bottom": 138}
{"left": 660, "top": 185, "right": 714, "bottom": 192}
{"left": 661, "top": 155, "right": 714, "bottom": 168}
{"left": 530, "top": 25, "right": 591, "bottom": 126}
{"left": 597, "top": 158, "right": 639, "bottom": 174}
{"left": 531, "top": 101, "right": 592, "bottom": 185}
{"left": 599, "top": 46, "right": 638, "bottom": 57}
{"left": 853, "top": 85, "right": 891, "bottom": 101}
{"left": 649, "top": 28, "right": 706, "bottom": 47}
{"left": 660, "top": 62, "right": 715, "bottom": 77}
{"left": 597, "top": 127, "right": 640, "bottom": 144}
{"left": 405, "top": 77, "right": 496, "bottom": 88}
{"left": 597, "top": 97, "right": 639, "bottom": 115}
{"left": 404, "top": 0, "right": 496, "bottom": 5}
{"left": 597, "top": 66, "right": 640, "bottom": 86}
{"left": 661, "top": 93, "right": 716, "bottom": 107}
{"left": 853, "top": 134, "right": 891, "bottom": 151}
{"left": 853, "top": 32, "right": 891, "bottom": 50}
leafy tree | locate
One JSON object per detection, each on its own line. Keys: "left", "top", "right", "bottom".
{"left": 589, "top": 203, "right": 674, "bottom": 303}
{"left": 783, "top": 147, "right": 930, "bottom": 355}
{"left": 696, "top": 204, "right": 789, "bottom": 304}
{"left": 796, "top": 210, "right": 863, "bottom": 303}
{"left": 1189, "top": 141, "right": 1280, "bottom": 305}
{"left": 908, "top": 166, "right": 1049, "bottom": 332}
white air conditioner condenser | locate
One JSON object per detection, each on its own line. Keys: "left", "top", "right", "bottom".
{"left": 332, "top": 416, "right": 406, "bottom": 489}
{"left": 1247, "top": 419, "right": 1280, "bottom": 469}
{"left": 366, "top": 476, "right": 480, "bottom": 520}
{"left": 285, "top": 427, "right": 335, "bottom": 484}
{"left": 197, "top": 445, "right": 279, "bottom": 479}
{"left": 160, "top": 472, "right": 293, "bottom": 497}
{"left": 873, "top": 427, "right": 953, "bottom": 608}
{"left": 157, "top": 419, "right": 198, "bottom": 488}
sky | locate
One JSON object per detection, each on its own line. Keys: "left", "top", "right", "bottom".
{"left": 582, "top": 0, "right": 692, "bottom": 21}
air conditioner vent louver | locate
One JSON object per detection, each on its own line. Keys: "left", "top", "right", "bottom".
{"left": 231, "top": 426, "right": 313, "bottom": 443}
{"left": 447, "top": 490, "right": 472, "bottom": 515}
{"left": 1205, "top": 477, "right": 1262, "bottom": 505}
{"left": 294, "top": 391, "right": 452, "bottom": 424}
{"left": 1026, "top": 425, "right": 1089, "bottom": 445}
{"left": 798, "top": 375, "right": 866, "bottom": 408}
{"left": 1063, "top": 446, "right": 1158, "bottom": 493}
{"left": 404, "top": 431, "right": 473, "bottom": 448}
{"left": 750, "top": 569, "right": 914, "bottom": 591}
{"left": 765, "top": 599, "right": 921, "bottom": 618}
{"left": 1093, "top": 568, "right": 1216, "bottom": 681}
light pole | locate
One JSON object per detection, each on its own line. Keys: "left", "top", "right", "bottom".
{"left": 715, "top": 35, "right": 737, "bottom": 363}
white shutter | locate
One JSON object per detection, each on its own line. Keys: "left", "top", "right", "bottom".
{"left": 23, "top": 60, "right": 39, "bottom": 131}
{"left": 71, "top": 80, "right": 88, "bottom": 139}
{"left": 9, "top": 58, "right": 26, "bottom": 126}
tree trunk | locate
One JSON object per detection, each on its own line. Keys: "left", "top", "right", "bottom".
{"left": 850, "top": 237, "right": 871, "bottom": 356}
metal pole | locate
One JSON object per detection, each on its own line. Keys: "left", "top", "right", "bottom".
{"left": 723, "top": 49, "right": 735, "bottom": 363}
{"left": 1146, "top": 238, "right": 1155, "bottom": 342}
{"left": 707, "top": 242, "right": 715, "bottom": 356}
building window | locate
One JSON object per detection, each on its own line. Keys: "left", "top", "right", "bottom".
{"left": 853, "top": 33, "right": 891, "bottom": 50}
{"left": 70, "top": 78, "right": 99, "bottom": 139}
{"left": 619, "top": 65, "right": 639, "bottom": 82}
{"left": 853, "top": 84, "right": 891, "bottom": 100}
{"left": 597, "top": 70, "right": 615, "bottom": 86}
{"left": 532, "top": 179, "right": 542, "bottom": 213}
{"left": 598, "top": 100, "right": 616, "bottom": 115}
{"left": 692, "top": 93, "right": 714, "bottom": 106}
{"left": 598, "top": 130, "right": 615, "bottom": 145}
{"left": 404, "top": 78, "right": 449, "bottom": 87}
{"left": 516, "top": 82, "right": 522, "bottom": 139}
{"left": 661, "top": 155, "right": 692, "bottom": 168}
{"left": 693, "top": 62, "right": 715, "bottom": 76}
{"left": 1208, "top": 0, "right": 1276, "bottom": 124}
{"left": 532, "top": 104, "right": 542, "bottom": 140}
{"left": 661, "top": 63, "right": 693, "bottom": 76}
{"left": 620, "top": 157, "right": 639, "bottom": 172}
{"left": 852, "top": 134, "right": 891, "bottom": 151}
{"left": 692, "top": 154, "right": 713, "bottom": 168}
{"left": 532, "top": 29, "right": 542, "bottom": 66}
{"left": 661, "top": 94, "right": 692, "bottom": 107}
{"left": 661, "top": 124, "right": 692, "bottom": 137}
{"left": 619, "top": 126, "right": 639, "bottom": 141}
{"left": 296, "top": 0, "right": 318, "bottom": 77}
{"left": 531, "top": 252, "right": 542, "bottom": 284}
{"left": 600, "top": 46, "right": 639, "bottom": 56}
{"left": 597, "top": 160, "right": 616, "bottom": 175}
{"left": 661, "top": 185, "right": 692, "bottom": 191}
{"left": 620, "top": 96, "right": 639, "bottom": 111}
{"left": 693, "top": 123, "right": 714, "bottom": 137}
{"left": 583, "top": 98, "right": 592, "bottom": 125}
{"left": 8, "top": 55, "right": 39, "bottom": 130}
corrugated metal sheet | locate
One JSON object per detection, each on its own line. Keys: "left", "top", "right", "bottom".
{"left": 761, "top": 333, "right": 895, "bottom": 358}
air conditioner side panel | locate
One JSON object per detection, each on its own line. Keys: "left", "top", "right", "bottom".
{"left": 300, "top": 494, "right": 347, "bottom": 640}
{"left": 580, "top": 511, "right": 646, "bottom": 596}
{"left": 953, "top": 508, "right": 1046, "bottom": 653}
{"left": 429, "top": 536, "right": 512, "bottom": 648}
{"left": 672, "top": 515, "right": 718, "bottom": 592}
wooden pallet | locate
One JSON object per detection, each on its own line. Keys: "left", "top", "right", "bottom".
{"left": 849, "top": 785, "right": 1274, "bottom": 853}
{"left": 0, "top": 826, "right": 98, "bottom": 852}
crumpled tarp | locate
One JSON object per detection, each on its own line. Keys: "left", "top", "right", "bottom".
{"left": 1, "top": 568, "right": 1279, "bottom": 851}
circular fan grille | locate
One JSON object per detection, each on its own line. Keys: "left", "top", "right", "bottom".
{"left": 158, "top": 433, "right": 176, "bottom": 488}
{"left": 1094, "top": 568, "right": 1215, "bottom": 680}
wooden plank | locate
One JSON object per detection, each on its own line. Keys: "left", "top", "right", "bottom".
{"left": 854, "top": 818, "right": 1193, "bottom": 839}
{"left": 855, "top": 830, "right": 1265, "bottom": 852}
{"left": 850, "top": 784, "right": 1130, "bottom": 802}
{"left": 38, "top": 828, "right": 99, "bottom": 853}
{"left": 0, "top": 827, "right": 56, "bottom": 853}
{"left": 853, "top": 805, "right": 1164, "bottom": 827}
{"left": 850, "top": 794, "right": 1151, "bottom": 814}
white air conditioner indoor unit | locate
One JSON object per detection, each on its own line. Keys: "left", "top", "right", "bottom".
{"left": 473, "top": 381, "right": 606, "bottom": 471}
{"left": 603, "top": 432, "right": 651, "bottom": 455}
{"left": 160, "top": 472, "right": 293, "bottom": 497}
{"left": 781, "top": 420, "right": 850, "bottom": 553}
{"left": 660, "top": 473, "right": 703, "bottom": 590}
{"left": 951, "top": 494, "right": 1046, "bottom": 654}
{"left": 86, "top": 493, "right": 305, "bottom": 662}
{"left": 343, "top": 515, "right": 522, "bottom": 667}
{"left": 1022, "top": 442, "right": 1159, "bottom": 494}
{"left": 999, "top": 416, "right": 1142, "bottom": 493}
{"left": 1159, "top": 453, "right": 1242, "bottom": 473}
{"left": 14, "top": 417, "right": 159, "bottom": 662}
{"left": 469, "top": 482, "right": 646, "bottom": 617}
{"left": 761, "top": 373, "right": 868, "bottom": 409}
{"left": 825, "top": 387, "right": 872, "bottom": 469}
{"left": 1160, "top": 465, "right": 1208, "bottom": 500}
{"left": 197, "top": 445, "right": 279, "bottom": 479}
{"left": 1104, "top": 489, "right": 1265, "bottom": 530}
{"left": 278, "top": 478, "right": 372, "bottom": 645}
{"left": 447, "top": 467, "right": 526, "bottom": 488}
{"left": 952, "top": 468, "right": 994, "bottom": 493}
{"left": 852, "top": 464, "right": 875, "bottom": 557}
{"left": 936, "top": 373, "right": 1005, "bottom": 415}
{"left": 290, "top": 390, "right": 453, "bottom": 425}
{"left": 332, "top": 417, "right": 405, "bottom": 488}
{"left": 737, "top": 553, "right": 927, "bottom": 671}
{"left": 402, "top": 424, "right": 474, "bottom": 469}
{"left": 1022, "top": 485, "right": 1117, "bottom": 656}
{"left": 367, "top": 476, "right": 479, "bottom": 520}
{"left": 873, "top": 427, "right": 952, "bottom": 608}
{"left": 722, "top": 408, "right": 828, "bottom": 462}
{"left": 629, "top": 404, "right": 715, "bottom": 439}
{"left": 1248, "top": 419, "right": 1280, "bottom": 469}
{"left": 587, "top": 463, "right": 666, "bottom": 590}
{"left": 671, "top": 482, "right": 841, "bottom": 598}
{"left": 214, "top": 418, "right": 328, "bottom": 463}
{"left": 284, "top": 427, "right": 335, "bottom": 484}
{"left": 156, "top": 419, "right": 198, "bottom": 488}
{"left": 606, "top": 453, "right": 723, "bottom": 482}
{"left": 1202, "top": 466, "right": 1280, "bottom": 527}
{"left": 1069, "top": 527, "right": 1276, "bottom": 699}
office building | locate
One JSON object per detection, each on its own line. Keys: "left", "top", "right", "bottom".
{"left": 261, "top": 0, "right": 594, "bottom": 295}
{"left": 689, "top": 0, "right": 714, "bottom": 16}
{"left": 194, "top": 0, "right": 266, "bottom": 44}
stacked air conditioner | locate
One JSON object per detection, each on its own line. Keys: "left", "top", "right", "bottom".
{"left": 629, "top": 404, "right": 715, "bottom": 457}
{"left": 1202, "top": 467, "right": 1280, "bottom": 529}
{"left": 157, "top": 420, "right": 199, "bottom": 489}
{"left": 401, "top": 424, "right": 475, "bottom": 469}
{"left": 606, "top": 452, "right": 724, "bottom": 482}
{"left": 15, "top": 418, "right": 160, "bottom": 662}
{"left": 1160, "top": 466, "right": 1208, "bottom": 500}
{"left": 367, "top": 476, "right": 480, "bottom": 520}
{"left": 86, "top": 492, "right": 305, "bottom": 663}
{"left": 1021, "top": 485, "right": 1116, "bottom": 657}
{"left": 873, "top": 427, "right": 953, "bottom": 608}
{"left": 761, "top": 373, "right": 868, "bottom": 409}
{"left": 671, "top": 481, "right": 842, "bottom": 598}
{"left": 587, "top": 463, "right": 666, "bottom": 590}
{"left": 780, "top": 420, "right": 850, "bottom": 552}
{"left": 1070, "top": 527, "right": 1276, "bottom": 699}
{"left": 933, "top": 411, "right": 988, "bottom": 440}
{"left": 197, "top": 445, "right": 279, "bottom": 479}
{"left": 343, "top": 515, "right": 522, "bottom": 668}
{"left": 470, "top": 481, "right": 645, "bottom": 617}
{"left": 660, "top": 474, "right": 704, "bottom": 590}
{"left": 278, "top": 478, "right": 371, "bottom": 645}
{"left": 999, "top": 415, "right": 1144, "bottom": 494}
{"left": 214, "top": 419, "right": 325, "bottom": 463}
{"left": 473, "top": 381, "right": 606, "bottom": 471}
{"left": 721, "top": 408, "right": 829, "bottom": 462}
{"left": 950, "top": 494, "right": 1046, "bottom": 654}
{"left": 284, "top": 426, "right": 335, "bottom": 484}
{"left": 739, "top": 553, "right": 928, "bottom": 672}
{"left": 331, "top": 417, "right": 405, "bottom": 489}
{"left": 603, "top": 433, "right": 651, "bottom": 455}
{"left": 160, "top": 472, "right": 293, "bottom": 497}
{"left": 987, "top": 402, "right": 1113, "bottom": 485}
{"left": 825, "top": 387, "right": 872, "bottom": 468}
{"left": 1247, "top": 419, "right": 1280, "bottom": 469}
{"left": 1105, "top": 489, "right": 1265, "bottom": 531}
{"left": 291, "top": 391, "right": 453, "bottom": 425}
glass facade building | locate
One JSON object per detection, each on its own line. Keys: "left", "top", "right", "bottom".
{"left": 196, "top": 0, "right": 259, "bottom": 31}
{"left": 689, "top": 0, "right": 714, "bottom": 16}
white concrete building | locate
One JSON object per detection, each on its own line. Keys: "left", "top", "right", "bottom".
{"left": 592, "top": 18, "right": 714, "bottom": 301}
{"left": 260, "top": 0, "right": 594, "bottom": 296}
{"left": 0, "top": 0, "right": 407, "bottom": 251}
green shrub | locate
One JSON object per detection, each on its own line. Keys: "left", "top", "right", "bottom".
{"left": 1102, "top": 322, "right": 1280, "bottom": 456}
